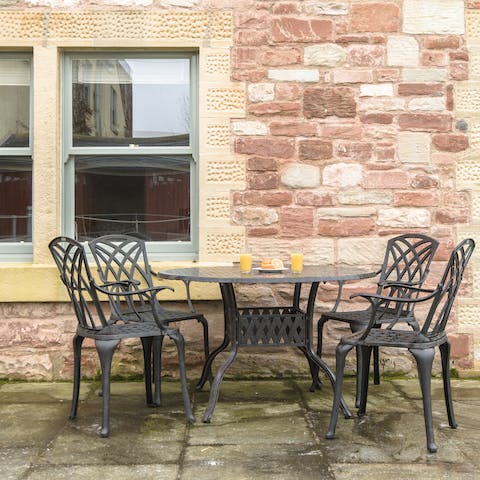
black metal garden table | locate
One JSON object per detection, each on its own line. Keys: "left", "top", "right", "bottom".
{"left": 157, "top": 265, "right": 376, "bottom": 422}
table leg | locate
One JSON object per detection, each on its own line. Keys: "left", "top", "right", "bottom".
{"left": 304, "top": 282, "right": 353, "bottom": 419}
{"left": 202, "top": 282, "right": 239, "bottom": 422}
{"left": 202, "top": 343, "right": 238, "bottom": 423}
{"left": 196, "top": 333, "right": 230, "bottom": 390}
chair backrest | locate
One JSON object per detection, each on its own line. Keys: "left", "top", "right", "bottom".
{"left": 378, "top": 234, "right": 439, "bottom": 290}
{"left": 422, "top": 238, "right": 475, "bottom": 336}
{"left": 49, "top": 236, "right": 108, "bottom": 330}
{"left": 88, "top": 234, "right": 156, "bottom": 317}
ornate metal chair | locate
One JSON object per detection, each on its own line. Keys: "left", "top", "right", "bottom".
{"left": 316, "top": 234, "right": 439, "bottom": 405}
{"left": 326, "top": 238, "right": 475, "bottom": 453}
{"left": 88, "top": 234, "right": 210, "bottom": 387}
{"left": 49, "top": 236, "right": 195, "bottom": 437}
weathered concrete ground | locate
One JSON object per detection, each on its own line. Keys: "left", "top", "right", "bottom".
{"left": 0, "top": 376, "right": 478, "bottom": 479}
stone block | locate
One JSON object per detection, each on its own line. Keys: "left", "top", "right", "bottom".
{"left": 337, "top": 237, "right": 387, "bottom": 265}
{"left": 247, "top": 238, "right": 335, "bottom": 264}
{"left": 423, "top": 35, "right": 460, "bottom": 49}
{"left": 403, "top": 0, "right": 465, "bottom": 34}
{"left": 348, "top": 45, "right": 385, "bottom": 67}
{"left": 387, "top": 36, "right": 419, "bottom": 67}
{"left": 259, "top": 48, "right": 302, "bottom": 67}
{"left": 350, "top": 2, "right": 400, "bottom": 32}
{"left": 360, "top": 83, "right": 393, "bottom": 97}
{"left": 248, "top": 83, "right": 274, "bottom": 102}
{"left": 304, "top": 1, "right": 348, "bottom": 16}
{"left": 398, "top": 113, "right": 452, "bottom": 132}
{"left": 316, "top": 207, "right": 376, "bottom": 218}
{"left": 248, "top": 102, "right": 301, "bottom": 116}
{"left": 335, "top": 142, "right": 374, "bottom": 161}
{"left": 299, "top": 139, "right": 333, "bottom": 160}
{"left": 323, "top": 163, "right": 362, "bottom": 188}
{"left": 247, "top": 157, "right": 278, "bottom": 171}
{"left": 268, "top": 69, "right": 319, "bottom": 82}
{"left": 358, "top": 97, "right": 406, "bottom": 111}
{"left": 232, "top": 121, "right": 268, "bottom": 136}
{"left": 235, "top": 138, "right": 295, "bottom": 158}
{"left": 398, "top": 132, "right": 431, "bottom": 163}
{"left": 377, "top": 208, "right": 431, "bottom": 228}
{"left": 338, "top": 190, "right": 392, "bottom": 205}
{"left": 318, "top": 217, "right": 375, "bottom": 236}
{"left": 449, "top": 333, "right": 472, "bottom": 359}
{"left": 402, "top": 68, "right": 447, "bottom": 82}
{"left": 433, "top": 134, "right": 469, "bottom": 152}
{"left": 408, "top": 97, "right": 446, "bottom": 111}
{"left": 304, "top": 87, "right": 356, "bottom": 118}
{"left": 247, "top": 172, "right": 279, "bottom": 190}
{"left": 281, "top": 163, "right": 321, "bottom": 188}
{"left": 295, "top": 191, "right": 334, "bottom": 206}
{"left": 363, "top": 170, "right": 410, "bottom": 189}
{"left": 231, "top": 206, "right": 278, "bottom": 226}
{"left": 393, "top": 191, "right": 440, "bottom": 207}
{"left": 360, "top": 113, "right": 393, "bottom": 124}
{"left": 269, "top": 121, "right": 317, "bottom": 137}
{"left": 332, "top": 69, "right": 373, "bottom": 83}
{"left": 318, "top": 123, "right": 363, "bottom": 139}
{"left": 398, "top": 83, "right": 444, "bottom": 96}
{"left": 271, "top": 17, "right": 333, "bottom": 43}
{"left": 279, "top": 206, "right": 315, "bottom": 237}
{"left": 304, "top": 44, "right": 347, "bottom": 67}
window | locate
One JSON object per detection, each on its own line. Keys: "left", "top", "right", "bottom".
{"left": 0, "top": 53, "right": 32, "bottom": 260}
{"left": 63, "top": 52, "right": 198, "bottom": 259}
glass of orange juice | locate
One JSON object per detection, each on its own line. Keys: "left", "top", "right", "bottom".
{"left": 291, "top": 252, "right": 303, "bottom": 273}
{"left": 239, "top": 253, "right": 252, "bottom": 273}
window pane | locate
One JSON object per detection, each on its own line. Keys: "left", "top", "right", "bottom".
{"left": 0, "top": 157, "right": 32, "bottom": 242}
{"left": 72, "top": 58, "right": 190, "bottom": 147}
{"left": 0, "top": 58, "right": 30, "bottom": 148}
{"left": 74, "top": 155, "right": 191, "bottom": 242}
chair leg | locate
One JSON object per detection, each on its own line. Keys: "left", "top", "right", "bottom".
{"left": 152, "top": 335, "right": 164, "bottom": 407}
{"left": 410, "top": 347, "right": 437, "bottom": 453}
{"left": 357, "top": 346, "right": 372, "bottom": 417}
{"left": 349, "top": 323, "right": 367, "bottom": 409}
{"left": 309, "top": 316, "right": 327, "bottom": 392}
{"left": 95, "top": 339, "right": 120, "bottom": 438}
{"left": 69, "top": 334, "right": 84, "bottom": 420}
{"left": 140, "top": 337, "right": 154, "bottom": 406}
{"left": 196, "top": 315, "right": 212, "bottom": 381}
{"left": 167, "top": 329, "right": 195, "bottom": 424}
{"left": 439, "top": 341, "right": 457, "bottom": 429}
{"left": 373, "top": 346, "right": 380, "bottom": 385}
{"left": 326, "top": 343, "right": 354, "bottom": 440}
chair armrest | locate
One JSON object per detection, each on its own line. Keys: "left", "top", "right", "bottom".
{"left": 94, "top": 281, "right": 174, "bottom": 298}
{"left": 350, "top": 287, "right": 438, "bottom": 304}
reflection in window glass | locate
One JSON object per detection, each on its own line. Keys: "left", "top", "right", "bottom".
{"left": 74, "top": 155, "right": 191, "bottom": 242}
{"left": 0, "top": 55, "right": 32, "bottom": 244}
{"left": 72, "top": 58, "right": 190, "bottom": 147}
{"left": 0, "top": 157, "right": 32, "bottom": 242}
{"left": 0, "top": 58, "right": 30, "bottom": 148}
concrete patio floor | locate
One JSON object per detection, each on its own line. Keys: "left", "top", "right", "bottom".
{"left": 0, "top": 376, "right": 479, "bottom": 480}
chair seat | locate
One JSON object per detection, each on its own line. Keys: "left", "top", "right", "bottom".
{"left": 341, "top": 328, "right": 447, "bottom": 349}
{"left": 321, "top": 308, "right": 416, "bottom": 326}
{"left": 78, "top": 320, "right": 169, "bottom": 341}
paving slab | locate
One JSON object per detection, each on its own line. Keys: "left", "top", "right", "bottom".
{"left": 0, "top": 377, "right": 478, "bottom": 479}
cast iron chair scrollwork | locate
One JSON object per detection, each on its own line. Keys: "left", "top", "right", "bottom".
{"left": 326, "top": 238, "right": 475, "bottom": 453}
{"left": 49, "top": 236, "right": 195, "bottom": 437}
{"left": 315, "top": 234, "right": 439, "bottom": 405}
{"left": 88, "top": 234, "right": 211, "bottom": 388}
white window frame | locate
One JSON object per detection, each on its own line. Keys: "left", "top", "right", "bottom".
{"left": 62, "top": 51, "right": 199, "bottom": 260}
{"left": 0, "top": 52, "right": 33, "bottom": 262}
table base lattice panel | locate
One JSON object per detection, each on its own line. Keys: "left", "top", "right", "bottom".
{"left": 237, "top": 306, "right": 307, "bottom": 346}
